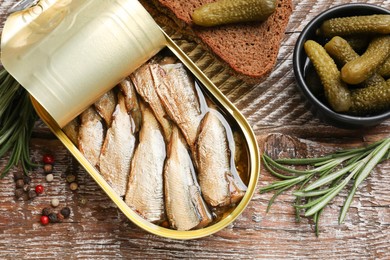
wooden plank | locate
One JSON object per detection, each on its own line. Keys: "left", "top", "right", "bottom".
{"left": 0, "top": 0, "right": 389, "bottom": 259}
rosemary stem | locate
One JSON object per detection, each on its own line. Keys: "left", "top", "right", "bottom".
{"left": 0, "top": 68, "right": 38, "bottom": 176}
{"left": 338, "top": 138, "right": 390, "bottom": 223}
{"left": 261, "top": 137, "right": 390, "bottom": 234}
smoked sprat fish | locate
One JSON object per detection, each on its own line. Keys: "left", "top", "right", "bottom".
{"left": 125, "top": 103, "right": 166, "bottom": 223}
{"left": 62, "top": 117, "right": 80, "bottom": 146}
{"left": 63, "top": 57, "right": 250, "bottom": 231}
{"left": 94, "top": 89, "right": 117, "bottom": 127}
{"left": 164, "top": 127, "right": 213, "bottom": 230}
{"left": 196, "top": 110, "right": 247, "bottom": 207}
{"left": 130, "top": 64, "right": 172, "bottom": 141}
{"left": 78, "top": 107, "right": 105, "bottom": 167}
{"left": 119, "top": 77, "right": 142, "bottom": 133}
{"left": 152, "top": 63, "right": 203, "bottom": 149}
{"left": 99, "top": 92, "right": 136, "bottom": 197}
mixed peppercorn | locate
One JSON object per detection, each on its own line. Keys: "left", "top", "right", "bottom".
{"left": 13, "top": 153, "right": 76, "bottom": 225}
{"left": 13, "top": 172, "right": 42, "bottom": 200}
{"left": 40, "top": 206, "right": 71, "bottom": 225}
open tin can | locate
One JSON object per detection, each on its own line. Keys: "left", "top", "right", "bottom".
{"left": 1, "top": 0, "right": 260, "bottom": 239}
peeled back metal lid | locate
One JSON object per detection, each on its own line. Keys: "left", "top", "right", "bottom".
{"left": 1, "top": 0, "right": 166, "bottom": 127}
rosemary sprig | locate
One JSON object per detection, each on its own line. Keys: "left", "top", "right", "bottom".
{"left": 0, "top": 67, "right": 39, "bottom": 177}
{"left": 260, "top": 137, "right": 390, "bottom": 235}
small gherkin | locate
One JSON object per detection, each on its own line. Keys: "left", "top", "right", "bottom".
{"left": 350, "top": 80, "right": 390, "bottom": 116}
{"left": 304, "top": 40, "right": 352, "bottom": 112}
{"left": 318, "top": 14, "right": 390, "bottom": 37}
{"left": 341, "top": 35, "right": 390, "bottom": 84}
{"left": 192, "top": 0, "right": 276, "bottom": 27}
{"left": 324, "top": 35, "right": 390, "bottom": 115}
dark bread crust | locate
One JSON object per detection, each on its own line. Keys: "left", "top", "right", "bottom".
{"left": 141, "top": 0, "right": 293, "bottom": 84}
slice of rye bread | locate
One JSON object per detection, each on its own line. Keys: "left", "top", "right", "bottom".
{"left": 140, "top": 0, "right": 293, "bottom": 85}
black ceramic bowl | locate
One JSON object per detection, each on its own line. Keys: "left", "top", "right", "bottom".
{"left": 293, "top": 3, "right": 390, "bottom": 128}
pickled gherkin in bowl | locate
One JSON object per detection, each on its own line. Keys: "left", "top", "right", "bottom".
{"left": 293, "top": 3, "right": 390, "bottom": 128}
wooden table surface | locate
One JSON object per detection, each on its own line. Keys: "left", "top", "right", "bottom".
{"left": 1, "top": 0, "right": 389, "bottom": 259}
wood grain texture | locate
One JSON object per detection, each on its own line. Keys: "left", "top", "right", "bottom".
{"left": 1, "top": 0, "right": 390, "bottom": 259}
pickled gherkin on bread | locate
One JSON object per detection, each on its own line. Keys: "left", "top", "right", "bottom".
{"left": 192, "top": 0, "right": 277, "bottom": 27}
{"left": 139, "top": 0, "right": 293, "bottom": 84}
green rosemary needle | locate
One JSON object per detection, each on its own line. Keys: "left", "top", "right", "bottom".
{"left": 260, "top": 137, "right": 390, "bottom": 235}
{"left": 0, "top": 68, "right": 39, "bottom": 177}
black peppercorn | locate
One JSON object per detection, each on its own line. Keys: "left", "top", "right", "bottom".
{"left": 23, "top": 184, "right": 30, "bottom": 192}
{"left": 56, "top": 213, "right": 65, "bottom": 222}
{"left": 28, "top": 190, "right": 37, "bottom": 199}
{"left": 66, "top": 174, "right": 76, "bottom": 183}
{"left": 42, "top": 207, "right": 51, "bottom": 216}
{"left": 23, "top": 175, "right": 31, "bottom": 184}
{"left": 43, "top": 164, "right": 53, "bottom": 174}
{"left": 48, "top": 213, "right": 58, "bottom": 223}
{"left": 60, "top": 207, "right": 71, "bottom": 218}
{"left": 15, "top": 188, "right": 24, "bottom": 199}
{"left": 15, "top": 179, "right": 25, "bottom": 188}
{"left": 13, "top": 172, "right": 24, "bottom": 181}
